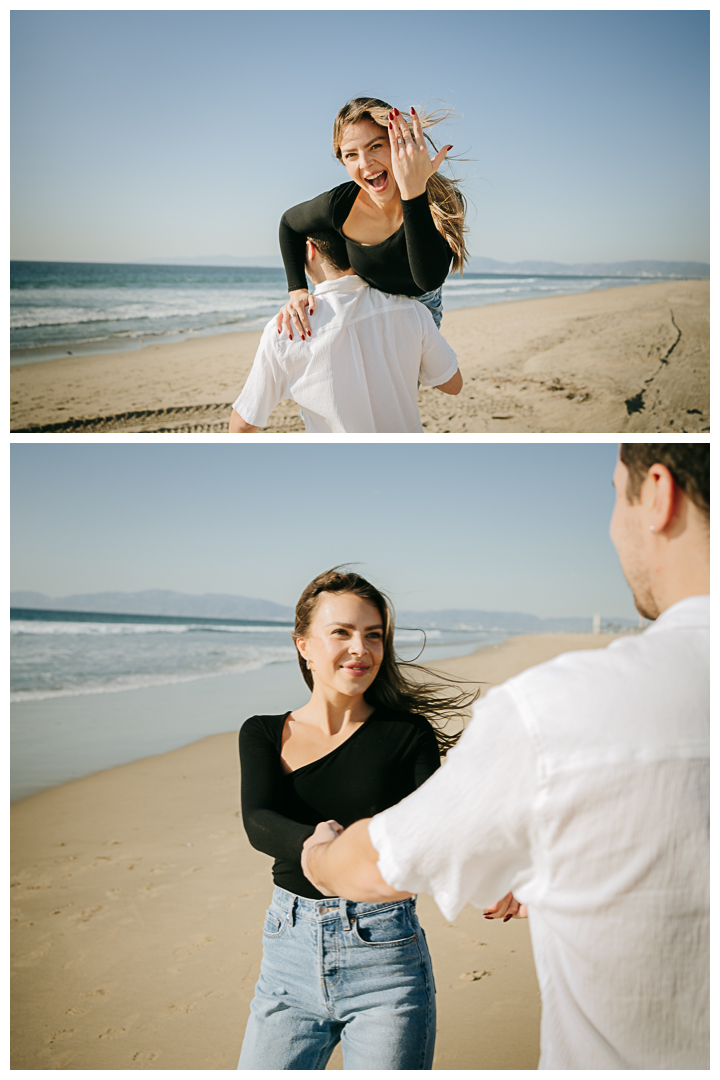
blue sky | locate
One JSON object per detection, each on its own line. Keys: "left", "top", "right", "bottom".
{"left": 11, "top": 9, "right": 709, "bottom": 265}
{"left": 10, "top": 442, "right": 640, "bottom": 619}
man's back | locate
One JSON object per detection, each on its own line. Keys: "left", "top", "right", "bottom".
{"left": 232, "top": 276, "right": 457, "bottom": 433}
{"left": 510, "top": 596, "right": 709, "bottom": 1067}
{"left": 369, "top": 595, "right": 709, "bottom": 1068}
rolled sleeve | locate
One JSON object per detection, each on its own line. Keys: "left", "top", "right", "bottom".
{"left": 368, "top": 684, "right": 536, "bottom": 921}
{"left": 416, "top": 307, "right": 459, "bottom": 388}
{"left": 232, "top": 325, "right": 289, "bottom": 428}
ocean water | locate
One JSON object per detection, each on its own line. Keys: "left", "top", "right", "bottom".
{"left": 10, "top": 608, "right": 510, "bottom": 800}
{"left": 10, "top": 607, "right": 507, "bottom": 703}
{"left": 10, "top": 260, "right": 686, "bottom": 366}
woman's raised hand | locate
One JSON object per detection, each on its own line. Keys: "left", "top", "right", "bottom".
{"left": 275, "top": 288, "right": 315, "bottom": 341}
{"left": 388, "top": 107, "right": 452, "bottom": 202}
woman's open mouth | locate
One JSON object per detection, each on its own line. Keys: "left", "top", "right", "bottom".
{"left": 365, "top": 170, "right": 389, "bottom": 193}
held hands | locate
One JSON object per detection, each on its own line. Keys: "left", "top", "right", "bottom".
{"left": 301, "top": 820, "right": 344, "bottom": 895}
{"left": 388, "top": 107, "right": 452, "bottom": 201}
{"left": 275, "top": 289, "right": 314, "bottom": 340}
{"left": 483, "top": 891, "right": 528, "bottom": 922}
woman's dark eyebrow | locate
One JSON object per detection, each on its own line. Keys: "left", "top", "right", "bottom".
{"left": 330, "top": 622, "right": 384, "bottom": 630}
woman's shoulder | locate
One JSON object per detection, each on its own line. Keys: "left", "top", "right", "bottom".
{"left": 238, "top": 713, "right": 288, "bottom": 747}
{"left": 283, "top": 182, "right": 357, "bottom": 220}
{"left": 324, "top": 181, "right": 360, "bottom": 222}
{"left": 371, "top": 708, "right": 436, "bottom": 739}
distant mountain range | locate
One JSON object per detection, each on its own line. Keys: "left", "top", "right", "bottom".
{"left": 10, "top": 590, "right": 639, "bottom": 633}
{"left": 11, "top": 590, "right": 295, "bottom": 622}
{"left": 139, "top": 254, "right": 709, "bottom": 278}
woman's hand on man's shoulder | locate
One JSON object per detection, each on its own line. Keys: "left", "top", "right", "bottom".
{"left": 275, "top": 290, "right": 314, "bottom": 341}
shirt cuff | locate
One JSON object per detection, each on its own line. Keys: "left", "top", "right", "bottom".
{"left": 422, "top": 361, "right": 458, "bottom": 388}
{"left": 232, "top": 393, "right": 267, "bottom": 429}
{"left": 368, "top": 812, "right": 406, "bottom": 894}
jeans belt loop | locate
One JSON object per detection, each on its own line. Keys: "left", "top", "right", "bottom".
{"left": 339, "top": 898, "right": 352, "bottom": 931}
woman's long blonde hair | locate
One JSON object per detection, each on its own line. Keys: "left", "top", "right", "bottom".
{"left": 332, "top": 97, "right": 469, "bottom": 275}
{"left": 292, "top": 568, "right": 480, "bottom": 753}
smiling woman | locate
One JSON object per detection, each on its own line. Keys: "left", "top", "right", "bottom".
{"left": 236, "top": 567, "right": 479, "bottom": 1070}
{"left": 275, "top": 96, "right": 468, "bottom": 340}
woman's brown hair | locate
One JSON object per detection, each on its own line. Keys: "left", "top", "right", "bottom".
{"left": 292, "top": 568, "right": 480, "bottom": 752}
{"left": 332, "top": 96, "right": 469, "bottom": 275}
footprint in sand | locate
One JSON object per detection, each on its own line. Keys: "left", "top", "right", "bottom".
{"left": 459, "top": 969, "right": 491, "bottom": 982}
{"left": 45, "top": 1028, "right": 76, "bottom": 1047}
{"left": 80, "top": 986, "right": 113, "bottom": 1000}
{"left": 72, "top": 905, "right": 106, "bottom": 924}
{"left": 133, "top": 1050, "right": 160, "bottom": 1065}
{"left": 173, "top": 935, "right": 216, "bottom": 959}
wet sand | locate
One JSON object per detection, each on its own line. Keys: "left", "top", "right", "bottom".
{"left": 10, "top": 280, "right": 708, "bottom": 433}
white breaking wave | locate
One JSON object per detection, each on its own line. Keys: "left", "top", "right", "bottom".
{"left": 10, "top": 620, "right": 292, "bottom": 636}
{"left": 10, "top": 285, "right": 289, "bottom": 330}
{"left": 10, "top": 620, "right": 437, "bottom": 640}
{"left": 10, "top": 650, "right": 297, "bottom": 702}
{"left": 444, "top": 276, "right": 537, "bottom": 288}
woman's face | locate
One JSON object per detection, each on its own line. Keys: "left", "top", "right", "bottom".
{"left": 297, "top": 591, "right": 384, "bottom": 699}
{"left": 339, "top": 119, "right": 396, "bottom": 201}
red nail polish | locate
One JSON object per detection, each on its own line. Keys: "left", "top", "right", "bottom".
{"left": 448, "top": 145, "right": 454, "bottom": 150}
{"left": 410, "top": 107, "right": 416, "bottom": 115}
{"left": 301, "top": 335, "right": 305, "bottom": 340}
{"left": 388, "top": 121, "right": 393, "bottom": 130}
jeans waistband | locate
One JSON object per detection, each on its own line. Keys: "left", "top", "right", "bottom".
{"left": 270, "top": 885, "right": 416, "bottom": 928}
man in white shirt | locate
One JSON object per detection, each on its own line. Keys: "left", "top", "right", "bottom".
{"left": 301, "top": 444, "right": 709, "bottom": 1069}
{"left": 228, "top": 230, "right": 462, "bottom": 434}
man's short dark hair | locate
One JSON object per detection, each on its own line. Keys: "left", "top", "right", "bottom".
{"left": 620, "top": 443, "right": 709, "bottom": 518}
{"left": 306, "top": 230, "right": 352, "bottom": 273}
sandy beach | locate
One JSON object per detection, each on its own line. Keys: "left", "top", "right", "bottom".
{"left": 11, "top": 631, "right": 619, "bottom": 1069}
{"left": 10, "top": 280, "right": 708, "bottom": 434}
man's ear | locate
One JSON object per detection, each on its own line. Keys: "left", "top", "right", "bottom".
{"left": 305, "top": 240, "right": 316, "bottom": 262}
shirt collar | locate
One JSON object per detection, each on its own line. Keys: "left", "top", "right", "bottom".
{"left": 312, "top": 274, "right": 368, "bottom": 296}
{"left": 646, "top": 594, "right": 709, "bottom": 632}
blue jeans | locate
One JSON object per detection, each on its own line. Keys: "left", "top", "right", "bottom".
{"left": 238, "top": 886, "right": 436, "bottom": 1070}
{"left": 415, "top": 287, "right": 443, "bottom": 328}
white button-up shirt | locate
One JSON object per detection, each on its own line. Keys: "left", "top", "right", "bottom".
{"left": 369, "top": 596, "right": 709, "bottom": 1069}
{"left": 232, "top": 275, "right": 458, "bottom": 433}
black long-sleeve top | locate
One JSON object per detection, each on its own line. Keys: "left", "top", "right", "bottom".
{"left": 239, "top": 709, "right": 442, "bottom": 899}
{"left": 279, "top": 182, "right": 452, "bottom": 297}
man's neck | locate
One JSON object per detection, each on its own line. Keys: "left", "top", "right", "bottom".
{"left": 307, "top": 264, "right": 356, "bottom": 286}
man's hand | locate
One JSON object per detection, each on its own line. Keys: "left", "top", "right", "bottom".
{"left": 301, "top": 821, "right": 345, "bottom": 896}
{"left": 483, "top": 891, "right": 528, "bottom": 922}
{"left": 301, "top": 818, "right": 411, "bottom": 902}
